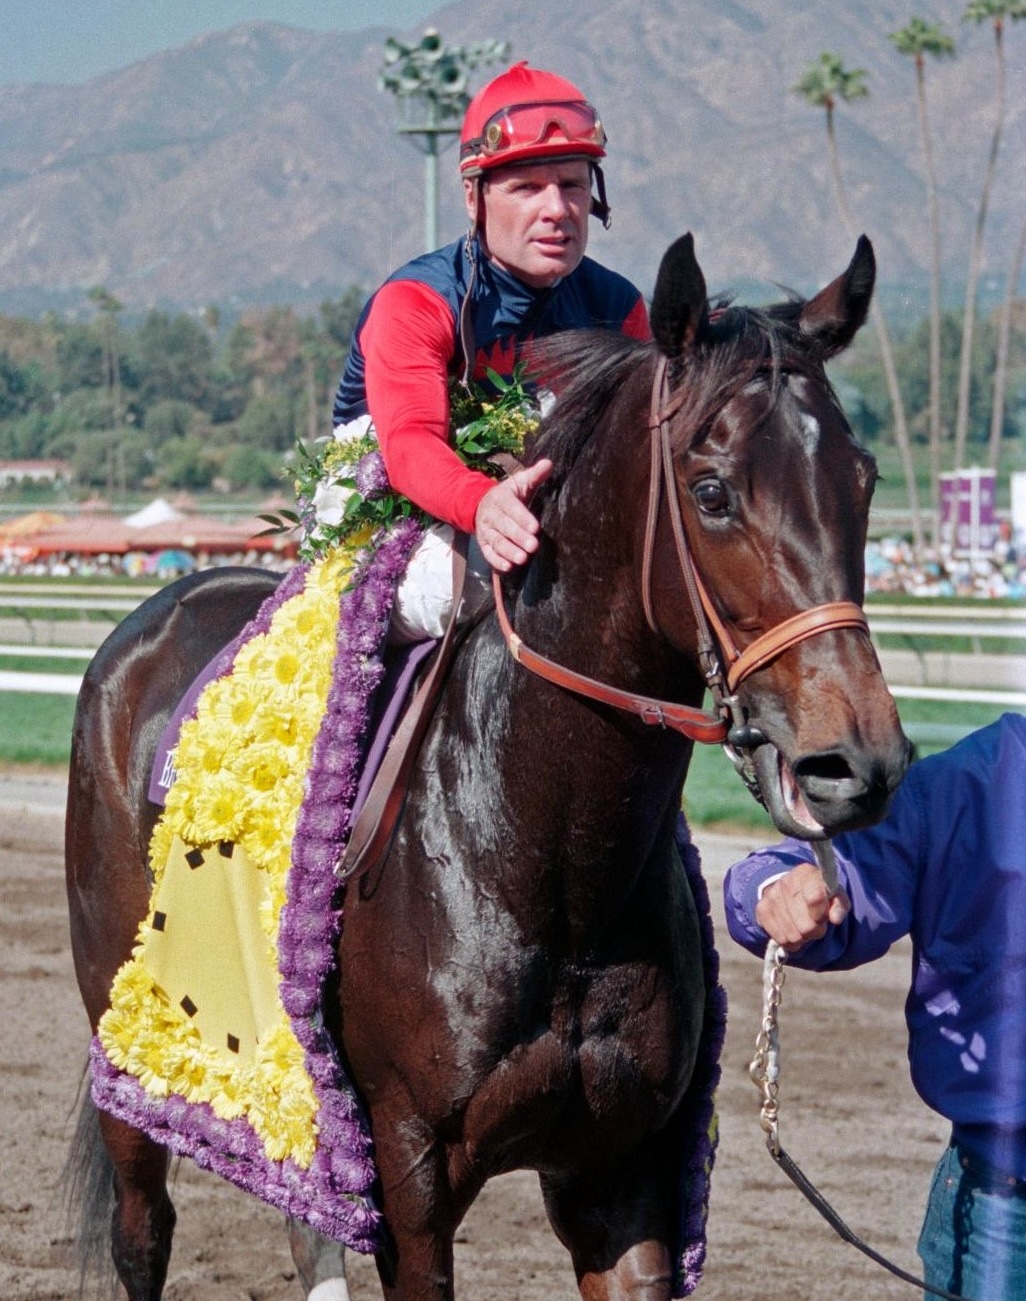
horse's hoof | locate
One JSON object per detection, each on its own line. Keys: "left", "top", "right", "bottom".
{"left": 307, "top": 1280, "right": 352, "bottom": 1301}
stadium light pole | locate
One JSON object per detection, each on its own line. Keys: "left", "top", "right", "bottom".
{"left": 380, "top": 29, "right": 509, "bottom": 252}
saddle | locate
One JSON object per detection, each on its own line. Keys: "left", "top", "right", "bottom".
{"left": 335, "top": 534, "right": 468, "bottom": 881}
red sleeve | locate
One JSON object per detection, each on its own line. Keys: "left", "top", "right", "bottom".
{"left": 360, "top": 279, "right": 493, "bottom": 534}
{"left": 622, "top": 293, "right": 651, "bottom": 341}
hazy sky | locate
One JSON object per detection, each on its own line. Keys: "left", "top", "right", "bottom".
{"left": 4, "top": 1, "right": 444, "bottom": 85}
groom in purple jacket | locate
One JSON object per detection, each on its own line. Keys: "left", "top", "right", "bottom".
{"left": 723, "top": 712, "right": 1026, "bottom": 1301}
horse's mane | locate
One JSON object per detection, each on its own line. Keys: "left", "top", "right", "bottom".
{"left": 527, "top": 297, "right": 826, "bottom": 487}
{"left": 527, "top": 329, "right": 649, "bottom": 481}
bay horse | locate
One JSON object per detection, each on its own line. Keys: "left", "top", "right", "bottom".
{"left": 65, "top": 233, "right": 909, "bottom": 1300}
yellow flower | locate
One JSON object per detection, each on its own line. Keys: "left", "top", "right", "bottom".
{"left": 239, "top": 743, "right": 292, "bottom": 793}
{"left": 295, "top": 605, "right": 318, "bottom": 636}
{"left": 165, "top": 1038, "right": 211, "bottom": 1102}
{"left": 147, "top": 819, "right": 176, "bottom": 881}
{"left": 239, "top": 803, "right": 287, "bottom": 864}
{"left": 273, "top": 648, "right": 301, "bottom": 687}
{"left": 107, "top": 958, "right": 157, "bottom": 1012}
{"left": 191, "top": 772, "right": 249, "bottom": 841}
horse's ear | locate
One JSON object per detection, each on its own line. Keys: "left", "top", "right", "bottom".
{"left": 650, "top": 232, "right": 709, "bottom": 357}
{"left": 798, "top": 235, "right": 876, "bottom": 358}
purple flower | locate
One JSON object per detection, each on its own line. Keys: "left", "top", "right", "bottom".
{"left": 354, "top": 450, "right": 390, "bottom": 500}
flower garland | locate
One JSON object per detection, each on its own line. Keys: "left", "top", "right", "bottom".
{"left": 272, "top": 365, "right": 541, "bottom": 561}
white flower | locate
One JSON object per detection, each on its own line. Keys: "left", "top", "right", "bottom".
{"left": 332, "top": 414, "right": 375, "bottom": 444}
{"left": 311, "top": 477, "right": 355, "bottom": 527}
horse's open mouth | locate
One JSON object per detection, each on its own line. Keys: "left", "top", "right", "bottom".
{"left": 752, "top": 743, "right": 827, "bottom": 839}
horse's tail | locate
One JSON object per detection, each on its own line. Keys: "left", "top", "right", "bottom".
{"left": 62, "top": 1075, "right": 117, "bottom": 1299}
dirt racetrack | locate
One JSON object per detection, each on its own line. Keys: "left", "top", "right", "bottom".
{"left": 1, "top": 781, "right": 948, "bottom": 1301}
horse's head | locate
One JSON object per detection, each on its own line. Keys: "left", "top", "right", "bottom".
{"left": 639, "top": 232, "right": 909, "bottom": 836}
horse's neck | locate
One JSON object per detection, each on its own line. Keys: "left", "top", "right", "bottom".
{"left": 456, "top": 587, "right": 693, "bottom": 880}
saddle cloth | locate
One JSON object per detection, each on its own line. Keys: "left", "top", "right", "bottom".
{"left": 92, "top": 522, "right": 423, "bottom": 1249}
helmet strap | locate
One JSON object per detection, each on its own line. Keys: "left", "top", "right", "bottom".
{"left": 590, "top": 162, "right": 611, "bottom": 229}
{"left": 459, "top": 186, "right": 481, "bottom": 388}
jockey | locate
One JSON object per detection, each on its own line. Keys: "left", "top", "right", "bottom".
{"left": 332, "top": 61, "right": 650, "bottom": 641}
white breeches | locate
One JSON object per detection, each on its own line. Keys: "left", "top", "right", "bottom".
{"left": 388, "top": 523, "right": 494, "bottom": 645}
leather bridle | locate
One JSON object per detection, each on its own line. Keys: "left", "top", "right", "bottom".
{"left": 493, "top": 353, "right": 871, "bottom": 745}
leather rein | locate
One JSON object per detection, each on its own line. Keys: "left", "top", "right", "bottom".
{"left": 492, "top": 354, "right": 870, "bottom": 742}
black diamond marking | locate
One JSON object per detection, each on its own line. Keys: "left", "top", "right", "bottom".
{"left": 152, "top": 912, "right": 166, "bottom": 932}
{"left": 180, "top": 995, "right": 197, "bottom": 1017}
{"left": 185, "top": 848, "right": 205, "bottom": 869}
{"left": 218, "top": 841, "right": 234, "bottom": 859}
{"left": 226, "top": 1034, "right": 240, "bottom": 1054}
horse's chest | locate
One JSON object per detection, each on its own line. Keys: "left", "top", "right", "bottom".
{"left": 458, "top": 959, "right": 703, "bottom": 1168}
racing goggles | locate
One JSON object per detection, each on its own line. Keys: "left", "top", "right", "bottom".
{"left": 469, "top": 100, "right": 606, "bottom": 162}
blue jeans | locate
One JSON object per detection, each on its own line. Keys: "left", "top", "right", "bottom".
{"left": 918, "top": 1144, "right": 1026, "bottom": 1300}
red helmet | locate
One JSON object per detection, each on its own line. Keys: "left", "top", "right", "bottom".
{"left": 459, "top": 61, "right": 607, "bottom": 176}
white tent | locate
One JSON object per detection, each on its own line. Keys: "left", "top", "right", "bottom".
{"left": 124, "top": 497, "right": 186, "bottom": 529}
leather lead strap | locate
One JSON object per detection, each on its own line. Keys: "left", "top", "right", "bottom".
{"left": 770, "top": 1145, "right": 975, "bottom": 1301}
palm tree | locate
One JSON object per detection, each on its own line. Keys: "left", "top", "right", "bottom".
{"left": 953, "top": 0, "right": 1026, "bottom": 471}
{"left": 87, "top": 286, "right": 124, "bottom": 499}
{"left": 890, "top": 19, "right": 955, "bottom": 546}
{"left": 793, "top": 52, "right": 925, "bottom": 558}
{"left": 987, "top": 214, "right": 1026, "bottom": 471}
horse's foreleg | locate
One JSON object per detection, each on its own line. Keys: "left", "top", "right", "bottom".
{"left": 287, "top": 1217, "right": 352, "bottom": 1300}
{"left": 540, "top": 1169, "right": 673, "bottom": 1301}
{"left": 364, "top": 1132, "right": 463, "bottom": 1301}
{"left": 98, "top": 1111, "right": 176, "bottom": 1301}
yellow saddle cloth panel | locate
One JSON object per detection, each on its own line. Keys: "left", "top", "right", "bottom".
{"left": 140, "top": 835, "right": 280, "bottom": 1067}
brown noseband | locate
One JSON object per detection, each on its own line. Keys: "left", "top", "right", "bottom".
{"left": 492, "top": 354, "right": 870, "bottom": 744}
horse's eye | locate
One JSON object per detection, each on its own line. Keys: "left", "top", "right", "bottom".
{"left": 693, "top": 478, "right": 731, "bottom": 517}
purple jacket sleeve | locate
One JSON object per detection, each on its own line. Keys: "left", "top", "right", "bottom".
{"left": 722, "top": 775, "right": 925, "bottom": 971}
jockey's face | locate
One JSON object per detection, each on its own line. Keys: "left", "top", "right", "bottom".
{"left": 465, "top": 159, "right": 591, "bottom": 289}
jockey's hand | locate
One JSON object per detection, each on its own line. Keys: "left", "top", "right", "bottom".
{"left": 754, "top": 860, "right": 850, "bottom": 953}
{"left": 474, "top": 459, "right": 554, "bottom": 573}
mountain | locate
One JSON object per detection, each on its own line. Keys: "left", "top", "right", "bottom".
{"left": 0, "top": 0, "right": 1023, "bottom": 316}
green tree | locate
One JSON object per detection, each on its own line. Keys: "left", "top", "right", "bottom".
{"left": 134, "top": 311, "right": 214, "bottom": 408}
{"left": 319, "top": 288, "right": 365, "bottom": 352}
{"left": 115, "top": 427, "right": 157, "bottom": 492}
{"left": 56, "top": 322, "right": 104, "bottom": 393}
{"left": 0, "top": 410, "right": 51, "bottom": 460}
{"left": 0, "top": 351, "right": 48, "bottom": 422}
{"left": 143, "top": 398, "right": 197, "bottom": 445}
{"left": 890, "top": 18, "right": 955, "bottom": 541}
{"left": 221, "top": 443, "right": 282, "bottom": 490}
{"left": 954, "top": 0, "right": 1026, "bottom": 470}
{"left": 43, "top": 389, "right": 114, "bottom": 458}
{"left": 235, "top": 306, "right": 304, "bottom": 398}
{"left": 793, "top": 52, "right": 925, "bottom": 557}
{"left": 68, "top": 429, "right": 114, "bottom": 488}
{"left": 233, "top": 392, "right": 296, "bottom": 452}
{"left": 155, "top": 436, "right": 217, "bottom": 490}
